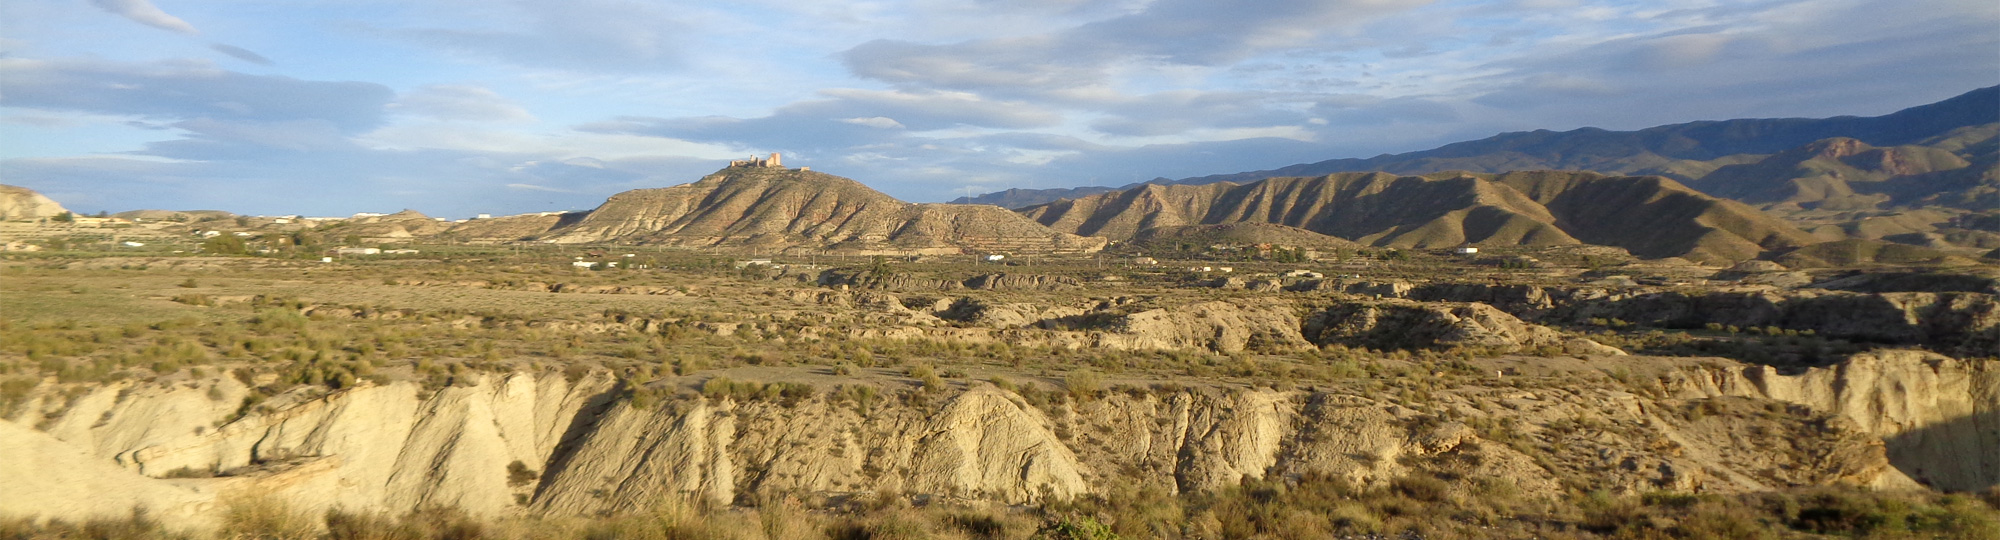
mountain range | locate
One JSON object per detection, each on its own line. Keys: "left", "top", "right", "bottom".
{"left": 956, "top": 86, "right": 2000, "bottom": 211}
{"left": 6, "top": 85, "right": 1995, "bottom": 265}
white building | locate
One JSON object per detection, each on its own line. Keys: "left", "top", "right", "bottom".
{"left": 1454, "top": 247, "right": 1479, "bottom": 255}
{"left": 335, "top": 247, "right": 381, "bottom": 255}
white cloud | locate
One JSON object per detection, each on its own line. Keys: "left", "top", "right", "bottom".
{"left": 842, "top": 117, "right": 905, "bottom": 129}
{"left": 89, "top": 0, "right": 197, "bottom": 34}
{"left": 383, "top": 0, "right": 692, "bottom": 73}
{"left": 505, "top": 182, "right": 572, "bottom": 193}
{"left": 391, "top": 85, "right": 535, "bottom": 123}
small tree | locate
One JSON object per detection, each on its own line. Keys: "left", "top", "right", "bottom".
{"left": 50, "top": 212, "right": 73, "bottom": 223}
{"left": 201, "top": 235, "right": 248, "bottom": 255}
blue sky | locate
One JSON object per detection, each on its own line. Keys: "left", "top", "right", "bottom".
{"left": 2, "top": 0, "right": 1995, "bottom": 217}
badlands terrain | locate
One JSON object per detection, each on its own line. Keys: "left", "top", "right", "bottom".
{"left": 2, "top": 193, "right": 1997, "bottom": 539}
{"left": 0, "top": 87, "right": 1997, "bottom": 540}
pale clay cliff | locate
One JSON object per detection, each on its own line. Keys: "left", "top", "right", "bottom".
{"left": 2, "top": 348, "right": 1993, "bottom": 532}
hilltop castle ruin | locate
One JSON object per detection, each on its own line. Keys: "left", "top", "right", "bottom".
{"left": 731, "top": 153, "right": 783, "bottom": 168}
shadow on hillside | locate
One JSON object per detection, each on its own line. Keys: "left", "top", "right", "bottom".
{"left": 1884, "top": 408, "right": 1999, "bottom": 492}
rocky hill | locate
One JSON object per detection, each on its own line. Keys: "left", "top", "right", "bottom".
{"left": 329, "top": 209, "right": 452, "bottom": 241}
{"left": 1022, "top": 171, "right": 1816, "bottom": 264}
{"left": 958, "top": 86, "right": 2000, "bottom": 209}
{"left": 541, "top": 166, "right": 1105, "bottom": 254}
{"left": 0, "top": 184, "right": 69, "bottom": 221}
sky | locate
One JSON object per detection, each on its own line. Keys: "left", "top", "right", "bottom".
{"left": 1, "top": 0, "right": 1995, "bottom": 218}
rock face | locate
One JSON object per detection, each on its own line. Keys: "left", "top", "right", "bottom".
{"left": 1021, "top": 171, "right": 1814, "bottom": 264}
{"left": 4, "top": 350, "right": 1993, "bottom": 530}
{"left": 0, "top": 421, "right": 209, "bottom": 525}
{"left": 0, "top": 184, "right": 69, "bottom": 220}
{"left": 541, "top": 167, "right": 1105, "bottom": 254}
{"left": 8, "top": 371, "right": 619, "bottom": 525}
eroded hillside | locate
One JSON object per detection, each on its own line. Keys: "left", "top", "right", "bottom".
{"left": 541, "top": 167, "right": 1106, "bottom": 254}
{"left": 1022, "top": 171, "right": 1815, "bottom": 264}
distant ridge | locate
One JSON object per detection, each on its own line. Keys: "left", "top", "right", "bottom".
{"left": 541, "top": 166, "right": 1105, "bottom": 254}
{"left": 958, "top": 86, "right": 2000, "bottom": 208}
{"left": 1021, "top": 171, "right": 1816, "bottom": 264}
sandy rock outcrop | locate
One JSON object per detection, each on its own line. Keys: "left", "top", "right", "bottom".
{"left": 1103, "top": 301, "right": 1315, "bottom": 353}
{"left": 7, "top": 350, "right": 1989, "bottom": 531}
{"left": 535, "top": 400, "right": 736, "bottom": 514}
{"left": 12, "top": 371, "right": 618, "bottom": 521}
{"left": 937, "top": 298, "right": 1087, "bottom": 329}
{"left": 1304, "top": 301, "right": 1563, "bottom": 351}
{"left": 903, "top": 388, "right": 1089, "bottom": 502}
{"left": 537, "top": 385, "right": 1088, "bottom": 511}
{"left": 1168, "top": 390, "right": 1293, "bottom": 492}
{"left": 0, "top": 184, "right": 68, "bottom": 220}
{"left": 0, "top": 421, "right": 212, "bottom": 526}
{"left": 1673, "top": 349, "right": 2000, "bottom": 491}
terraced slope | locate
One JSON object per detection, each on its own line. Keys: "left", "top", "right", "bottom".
{"left": 1023, "top": 171, "right": 1815, "bottom": 264}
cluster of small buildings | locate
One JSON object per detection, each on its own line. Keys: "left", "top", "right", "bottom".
{"left": 334, "top": 248, "right": 420, "bottom": 256}
{"left": 574, "top": 254, "right": 641, "bottom": 269}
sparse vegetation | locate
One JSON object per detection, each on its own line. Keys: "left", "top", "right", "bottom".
{"left": 3, "top": 234, "right": 1996, "bottom": 539}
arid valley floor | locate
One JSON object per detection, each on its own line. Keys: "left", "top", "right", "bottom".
{"left": 2, "top": 216, "right": 1996, "bottom": 539}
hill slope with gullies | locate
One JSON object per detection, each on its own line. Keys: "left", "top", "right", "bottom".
{"left": 543, "top": 166, "right": 1106, "bottom": 254}
{"left": 1022, "top": 171, "right": 1816, "bottom": 264}
{"left": 1690, "top": 129, "right": 1998, "bottom": 212}
{"left": 1127, "top": 223, "right": 1362, "bottom": 251}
